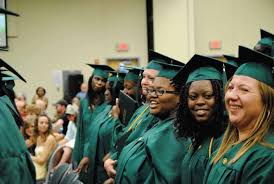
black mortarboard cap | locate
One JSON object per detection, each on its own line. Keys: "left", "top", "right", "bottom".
{"left": 236, "top": 46, "right": 273, "bottom": 88}
{"left": 0, "top": 58, "right": 26, "bottom": 82}
{"left": 124, "top": 67, "right": 143, "bottom": 82}
{"left": 261, "top": 29, "right": 273, "bottom": 40}
{"left": 223, "top": 55, "right": 239, "bottom": 67}
{"left": 148, "top": 50, "right": 185, "bottom": 67}
{"left": 0, "top": 7, "right": 19, "bottom": 16}
{"left": 86, "top": 64, "right": 114, "bottom": 79}
{"left": 108, "top": 70, "right": 126, "bottom": 82}
{"left": 173, "top": 54, "right": 237, "bottom": 86}
{"left": 155, "top": 62, "right": 183, "bottom": 79}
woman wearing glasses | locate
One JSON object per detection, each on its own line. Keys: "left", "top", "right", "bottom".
{"left": 204, "top": 46, "right": 274, "bottom": 183}
{"left": 173, "top": 55, "right": 236, "bottom": 184}
{"left": 114, "top": 63, "right": 187, "bottom": 183}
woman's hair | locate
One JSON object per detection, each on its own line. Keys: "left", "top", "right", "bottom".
{"left": 23, "top": 115, "right": 37, "bottom": 139}
{"left": 174, "top": 79, "right": 225, "bottom": 150}
{"left": 212, "top": 80, "right": 274, "bottom": 164}
{"left": 33, "top": 113, "right": 53, "bottom": 141}
{"left": 108, "top": 80, "right": 124, "bottom": 106}
{"left": 36, "top": 86, "right": 46, "bottom": 95}
{"left": 87, "top": 75, "right": 106, "bottom": 105}
{"left": 26, "top": 104, "right": 42, "bottom": 116}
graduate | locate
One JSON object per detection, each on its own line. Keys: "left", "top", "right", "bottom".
{"left": 204, "top": 46, "right": 274, "bottom": 183}
{"left": 173, "top": 55, "right": 237, "bottom": 184}
{"left": 0, "top": 59, "right": 36, "bottom": 183}
{"left": 114, "top": 62, "right": 187, "bottom": 184}
{"left": 104, "top": 52, "right": 184, "bottom": 182}
{"left": 121, "top": 67, "right": 143, "bottom": 102}
{"left": 254, "top": 29, "right": 273, "bottom": 57}
{"left": 77, "top": 70, "right": 125, "bottom": 184}
{"left": 72, "top": 64, "right": 114, "bottom": 183}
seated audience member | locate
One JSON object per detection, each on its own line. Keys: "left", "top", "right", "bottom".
{"left": 53, "top": 104, "right": 78, "bottom": 170}
{"left": 76, "top": 82, "right": 88, "bottom": 100}
{"left": 72, "top": 96, "right": 80, "bottom": 110}
{"left": 15, "top": 92, "right": 27, "bottom": 121}
{"left": 31, "top": 86, "right": 49, "bottom": 109}
{"left": 23, "top": 114, "right": 37, "bottom": 155}
{"left": 59, "top": 104, "right": 78, "bottom": 145}
{"left": 35, "top": 99, "right": 47, "bottom": 114}
{"left": 25, "top": 104, "right": 43, "bottom": 116}
{"left": 52, "top": 99, "right": 69, "bottom": 134}
{"left": 31, "top": 114, "right": 57, "bottom": 181}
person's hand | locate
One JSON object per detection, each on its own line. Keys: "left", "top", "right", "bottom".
{"left": 111, "top": 98, "right": 120, "bottom": 118}
{"left": 75, "top": 157, "right": 89, "bottom": 173}
{"left": 103, "top": 153, "right": 111, "bottom": 162}
{"left": 104, "top": 158, "right": 117, "bottom": 178}
{"left": 104, "top": 178, "right": 115, "bottom": 184}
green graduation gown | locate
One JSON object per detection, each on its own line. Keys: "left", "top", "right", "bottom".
{"left": 110, "top": 104, "right": 150, "bottom": 151}
{"left": 203, "top": 134, "right": 274, "bottom": 184}
{"left": 0, "top": 95, "right": 35, "bottom": 183}
{"left": 110, "top": 104, "right": 155, "bottom": 157}
{"left": 115, "top": 117, "right": 187, "bottom": 184}
{"left": 72, "top": 98, "right": 108, "bottom": 183}
{"left": 83, "top": 104, "right": 112, "bottom": 184}
{"left": 96, "top": 113, "right": 116, "bottom": 184}
{"left": 181, "top": 137, "right": 221, "bottom": 184}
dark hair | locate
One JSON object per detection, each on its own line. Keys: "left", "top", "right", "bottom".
{"left": 108, "top": 80, "right": 124, "bottom": 106}
{"left": 174, "top": 80, "right": 225, "bottom": 150}
{"left": 36, "top": 86, "right": 46, "bottom": 95}
{"left": 87, "top": 75, "right": 106, "bottom": 105}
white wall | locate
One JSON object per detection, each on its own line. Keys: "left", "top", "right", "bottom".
{"left": 194, "top": 0, "right": 274, "bottom": 56}
{"left": 153, "top": 0, "right": 195, "bottom": 63}
{"left": 2, "top": 0, "right": 147, "bottom": 116}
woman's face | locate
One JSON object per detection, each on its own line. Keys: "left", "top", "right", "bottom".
{"left": 123, "top": 80, "right": 136, "bottom": 99}
{"left": 188, "top": 80, "right": 216, "bottom": 124}
{"left": 147, "top": 77, "right": 179, "bottom": 118}
{"left": 91, "top": 75, "right": 106, "bottom": 92}
{"left": 38, "top": 116, "right": 50, "bottom": 134}
{"left": 141, "top": 69, "right": 159, "bottom": 96}
{"left": 37, "top": 88, "right": 45, "bottom": 96}
{"left": 104, "top": 81, "right": 113, "bottom": 102}
{"left": 225, "top": 75, "right": 262, "bottom": 130}
{"left": 26, "top": 124, "right": 34, "bottom": 137}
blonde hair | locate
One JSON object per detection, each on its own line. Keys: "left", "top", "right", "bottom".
{"left": 212, "top": 81, "right": 274, "bottom": 164}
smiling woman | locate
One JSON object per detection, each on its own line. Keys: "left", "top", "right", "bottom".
{"left": 173, "top": 54, "right": 236, "bottom": 184}
{"left": 114, "top": 62, "right": 187, "bottom": 184}
{"left": 204, "top": 46, "right": 274, "bottom": 184}
{"left": 147, "top": 77, "right": 179, "bottom": 119}
{"left": 31, "top": 114, "right": 57, "bottom": 181}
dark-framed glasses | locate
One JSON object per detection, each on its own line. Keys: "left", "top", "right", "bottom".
{"left": 146, "top": 88, "right": 179, "bottom": 96}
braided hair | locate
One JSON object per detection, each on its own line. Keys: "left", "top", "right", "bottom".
{"left": 174, "top": 79, "right": 225, "bottom": 150}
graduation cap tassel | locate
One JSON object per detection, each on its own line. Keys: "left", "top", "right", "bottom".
{"left": 222, "top": 63, "right": 229, "bottom": 121}
{"left": 136, "top": 71, "right": 143, "bottom": 106}
{"left": 222, "top": 63, "right": 227, "bottom": 89}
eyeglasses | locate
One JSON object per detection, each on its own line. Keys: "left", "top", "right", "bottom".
{"left": 146, "top": 88, "right": 179, "bottom": 96}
